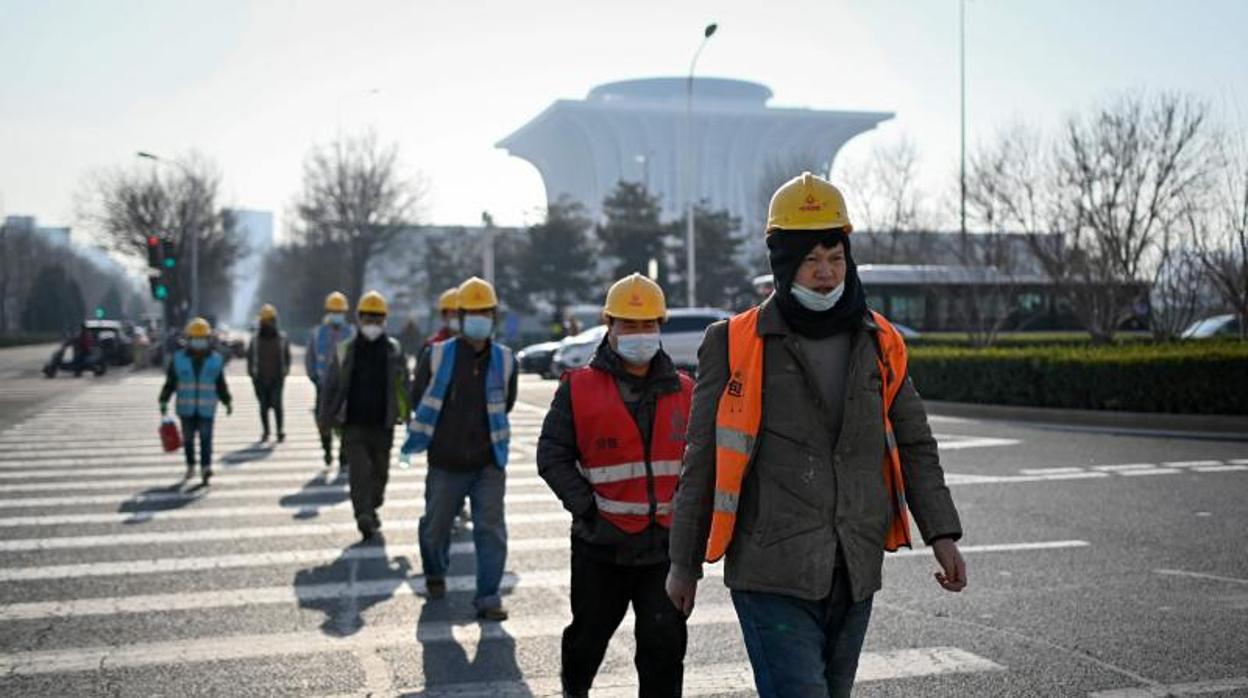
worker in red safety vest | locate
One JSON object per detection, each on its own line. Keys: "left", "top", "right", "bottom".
{"left": 537, "top": 273, "right": 693, "bottom": 698}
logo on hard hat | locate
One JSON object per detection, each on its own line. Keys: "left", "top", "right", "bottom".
{"left": 798, "top": 194, "right": 823, "bottom": 212}
{"left": 628, "top": 293, "right": 643, "bottom": 306}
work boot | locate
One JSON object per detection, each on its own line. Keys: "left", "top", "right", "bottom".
{"left": 277, "top": 432, "right": 285, "bottom": 443}
{"left": 322, "top": 450, "right": 332, "bottom": 468}
{"left": 356, "top": 514, "right": 378, "bottom": 542}
{"left": 425, "top": 577, "right": 447, "bottom": 599}
{"left": 201, "top": 468, "right": 213, "bottom": 486}
{"left": 476, "top": 605, "right": 508, "bottom": 622}
{"left": 184, "top": 463, "right": 195, "bottom": 480}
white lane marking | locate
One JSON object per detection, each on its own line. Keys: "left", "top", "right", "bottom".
{"left": 935, "top": 435, "right": 1022, "bottom": 450}
{"left": 1154, "top": 568, "right": 1248, "bottom": 586}
{"left": 0, "top": 606, "right": 735, "bottom": 676}
{"left": 926, "top": 415, "right": 970, "bottom": 424}
{"left": 390, "top": 648, "right": 1004, "bottom": 696}
{"left": 1118, "top": 468, "right": 1181, "bottom": 477}
{"left": 0, "top": 458, "right": 541, "bottom": 478}
{"left": 0, "top": 514, "right": 572, "bottom": 553}
{"left": 1020, "top": 467, "right": 1085, "bottom": 475}
{"left": 0, "top": 473, "right": 547, "bottom": 497}
{"left": 1091, "top": 464, "right": 1156, "bottom": 472}
{"left": 0, "top": 492, "right": 561, "bottom": 527}
{"left": 1193, "top": 465, "right": 1248, "bottom": 473}
{"left": 945, "top": 471, "right": 1110, "bottom": 485}
{"left": 355, "top": 647, "right": 395, "bottom": 695}
{"left": 0, "top": 539, "right": 1088, "bottom": 584}
{"left": 0, "top": 541, "right": 1085, "bottom": 618}
{"left": 1088, "top": 676, "right": 1248, "bottom": 697}
{"left": 1230, "top": 458, "right": 1248, "bottom": 465}
{"left": 1161, "top": 460, "right": 1223, "bottom": 468}
{"left": 0, "top": 477, "right": 551, "bottom": 509}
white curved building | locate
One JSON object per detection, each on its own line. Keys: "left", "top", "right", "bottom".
{"left": 497, "top": 77, "right": 892, "bottom": 230}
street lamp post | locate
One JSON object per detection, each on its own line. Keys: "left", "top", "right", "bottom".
{"left": 137, "top": 151, "right": 198, "bottom": 317}
{"left": 684, "top": 22, "right": 717, "bottom": 307}
{"left": 959, "top": 0, "right": 967, "bottom": 237}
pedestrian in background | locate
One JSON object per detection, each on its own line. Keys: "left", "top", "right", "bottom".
{"left": 247, "top": 303, "right": 290, "bottom": 443}
{"left": 319, "top": 291, "right": 410, "bottom": 541}
{"left": 306, "top": 292, "right": 355, "bottom": 471}
{"left": 160, "top": 317, "right": 232, "bottom": 486}
{"left": 404, "top": 276, "right": 517, "bottom": 621}
{"left": 425, "top": 287, "right": 461, "bottom": 347}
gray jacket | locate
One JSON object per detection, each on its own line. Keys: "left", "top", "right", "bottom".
{"left": 317, "top": 335, "right": 410, "bottom": 430}
{"left": 668, "top": 298, "right": 962, "bottom": 602}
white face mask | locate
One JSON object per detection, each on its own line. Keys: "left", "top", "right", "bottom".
{"left": 615, "top": 332, "right": 661, "bottom": 366}
{"left": 791, "top": 281, "right": 845, "bottom": 312}
{"left": 447, "top": 316, "right": 460, "bottom": 332}
{"left": 359, "top": 324, "right": 384, "bottom": 341}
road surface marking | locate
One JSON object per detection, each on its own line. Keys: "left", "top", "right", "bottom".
{"left": 1088, "top": 676, "right": 1248, "bottom": 697}
{"left": 937, "top": 435, "right": 1022, "bottom": 450}
{"left": 1020, "top": 467, "right": 1086, "bottom": 475}
{"left": 1154, "top": 569, "right": 1248, "bottom": 586}
{"left": 1091, "top": 464, "right": 1156, "bottom": 472}
{"left": 1161, "top": 460, "right": 1223, "bottom": 468}
{"left": 1193, "top": 465, "right": 1248, "bottom": 473}
{"left": 1118, "top": 468, "right": 1181, "bottom": 477}
{"left": 386, "top": 648, "right": 1004, "bottom": 696}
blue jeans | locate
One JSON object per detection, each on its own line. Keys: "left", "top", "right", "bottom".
{"left": 179, "top": 416, "right": 214, "bottom": 473}
{"left": 418, "top": 465, "right": 508, "bottom": 610}
{"left": 731, "top": 570, "right": 873, "bottom": 698}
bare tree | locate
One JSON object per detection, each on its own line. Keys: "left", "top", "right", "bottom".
{"left": 832, "top": 136, "right": 933, "bottom": 265}
{"left": 1197, "top": 131, "right": 1248, "bottom": 338}
{"left": 290, "top": 131, "right": 426, "bottom": 304}
{"left": 1037, "top": 94, "right": 1211, "bottom": 342}
{"left": 79, "top": 154, "right": 245, "bottom": 327}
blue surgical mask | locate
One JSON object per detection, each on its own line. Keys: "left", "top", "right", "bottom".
{"left": 189, "top": 338, "right": 209, "bottom": 351}
{"left": 326, "top": 313, "right": 345, "bottom": 326}
{"left": 791, "top": 281, "right": 845, "bottom": 312}
{"left": 462, "top": 314, "right": 493, "bottom": 340}
{"left": 615, "top": 332, "right": 661, "bottom": 366}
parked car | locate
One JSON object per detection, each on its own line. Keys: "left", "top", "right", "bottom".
{"left": 549, "top": 308, "right": 732, "bottom": 377}
{"left": 516, "top": 340, "right": 562, "bottom": 379}
{"left": 83, "top": 320, "right": 134, "bottom": 366}
{"left": 1181, "top": 313, "right": 1242, "bottom": 339}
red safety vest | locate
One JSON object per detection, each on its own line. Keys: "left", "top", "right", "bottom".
{"left": 569, "top": 367, "right": 694, "bottom": 534}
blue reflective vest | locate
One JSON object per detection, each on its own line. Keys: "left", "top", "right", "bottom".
{"left": 309, "top": 322, "right": 354, "bottom": 383}
{"left": 173, "top": 350, "right": 224, "bottom": 418}
{"left": 403, "top": 339, "right": 514, "bottom": 468}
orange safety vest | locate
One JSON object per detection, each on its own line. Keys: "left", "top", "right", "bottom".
{"left": 569, "top": 367, "right": 694, "bottom": 534}
{"left": 705, "top": 307, "right": 912, "bottom": 562}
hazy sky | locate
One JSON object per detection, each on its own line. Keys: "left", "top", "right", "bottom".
{"left": 2, "top": 0, "right": 1245, "bottom": 241}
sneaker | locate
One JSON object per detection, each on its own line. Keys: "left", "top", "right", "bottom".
{"left": 184, "top": 465, "right": 195, "bottom": 480}
{"left": 323, "top": 452, "right": 332, "bottom": 467}
{"left": 261, "top": 431, "right": 270, "bottom": 442}
{"left": 356, "top": 518, "right": 377, "bottom": 542}
{"left": 277, "top": 432, "right": 286, "bottom": 443}
{"left": 425, "top": 577, "right": 447, "bottom": 599}
{"left": 201, "top": 469, "right": 213, "bottom": 486}
{"left": 476, "top": 605, "right": 508, "bottom": 622}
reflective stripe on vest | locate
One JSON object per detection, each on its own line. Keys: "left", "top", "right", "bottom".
{"left": 312, "top": 324, "right": 352, "bottom": 381}
{"left": 569, "top": 367, "right": 693, "bottom": 534}
{"left": 173, "top": 350, "right": 224, "bottom": 419}
{"left": 705, "top": 308, "right": 912, "bottom": 562}
{"left": 405, "top": 339, "right": 513, "bottom": 468}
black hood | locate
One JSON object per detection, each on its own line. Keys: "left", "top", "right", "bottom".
{"left": 766, "top": 228, "right": 867, "bottom": 339}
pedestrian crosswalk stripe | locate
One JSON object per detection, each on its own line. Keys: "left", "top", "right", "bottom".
{"left": 0, "top": 541, "right": 1087, "bottom": 609}
{"left": 385, "top": 648, "right": 1006, "bottom": 697}
{"left": 0, "top": 466, "right": 544, "bottom": 491}
{"left": 0, "top": 491, "right": 563, "bottom": 527}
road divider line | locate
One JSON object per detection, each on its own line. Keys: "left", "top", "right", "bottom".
{"left": 1153, "top": 568, "right": 1248, "bottom": 586}
{"left": 1091, "top": 464, "right": 1156, "bottom": 472}
{"left": 1161, "top": 460, "right": 1223, "bottom": 468}
{"left": 1020, "top": 467, "right": 1085, "bottom": 475}
{"left": 1118, "top": 468, "right": 1180, "bottom": 477}
{"left": 1193, "top": 465, "right": 1248, "bottom": 473}
{"left": 1088, "top": 676, "right": 1248, "bottom": 697}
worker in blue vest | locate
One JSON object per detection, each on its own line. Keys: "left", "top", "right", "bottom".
{"left": 305, "top": 291, "right": 355, "bottom": 470}
{"left": 159, "top": 317, "right": 233, "bottom": 486}
{"left": 403, "top": 276, "right": 518, "bottom": 621}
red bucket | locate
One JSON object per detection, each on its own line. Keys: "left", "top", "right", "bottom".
{"left": 159, "top": 417, "right": 182, "bottom": 453}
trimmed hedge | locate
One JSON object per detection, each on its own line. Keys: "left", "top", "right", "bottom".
{"left": 908, "top": 340, "right": 1248, "bottom": 415}
{"left": 0, "top": 333, "right": 60, "bottom": 349}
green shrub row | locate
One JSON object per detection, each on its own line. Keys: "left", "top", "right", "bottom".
{"left": 907, "top": 340, "right": 1248, "bottom": 415}
{"left": 0, "top": 333, "right": 61, "bottom": 349}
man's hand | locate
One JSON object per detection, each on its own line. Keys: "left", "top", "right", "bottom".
{"left": 932, "top": 538, "right": 967, "bottom": 592}
{"left": 159, "top": 401, "right": 168, "bottom": 416}
{"left": 225, "top": 403, "right": 234, "bottom": 417}
{"left": 665, "top": 572, "right": 698, "bottom": 616}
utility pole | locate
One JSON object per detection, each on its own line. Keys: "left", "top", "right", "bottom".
{"left": 481, "top": 211, "right": 495, "bottom": 283}
{"left": 959, "top": 0, "right": 968, "bottom": 237}
{"left": 684, "top": 22, "right": 717, "bottom": 307}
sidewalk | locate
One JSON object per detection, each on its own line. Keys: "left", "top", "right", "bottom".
{"left": 927, "top": 400, "right": 1248, "bottom": 442}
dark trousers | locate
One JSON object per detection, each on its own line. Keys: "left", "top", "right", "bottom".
{"left": 342, "top": 425, "right": 392, "bottom": 524}
{"left": 730, "top": 568, "right": 873, "bottom": 698}
{"left": 561, "top": 538, "right": 687, "bottom": 697}
{"left": 314, "top": 385, "right": 340, "bottom": 465}
{"left": 254, "top": 379, "right": 284, "bottom": 436}
{"left": 179, "top": 416, "right": 214, "bottom": 473}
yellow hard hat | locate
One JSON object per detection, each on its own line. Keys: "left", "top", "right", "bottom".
{"left": 357, "top": 290, "right": 389, "bottom": 315}
{"left": 766, "top": 171, "right": 853, "bottom": 234}
{"left": 457, "top": 276, "right": 498, "bottom": 311}
{"left": 185, "top": 317, "right": 212, "bottom": 338}
{"left": 438, "top": 287, "right": 460, "bottom": 312}
{"left": 604, "top": 273, "right": 667, "bottom": 321}
{"left": 324, "top": 291, "right": 349, "bottom": 313}
{"left": 258, "top": 303, "right": 278, "bottom": 322}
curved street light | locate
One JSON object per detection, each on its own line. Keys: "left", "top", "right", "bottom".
{"left": 685, "top": 22, "right": 717, "bottom": 307}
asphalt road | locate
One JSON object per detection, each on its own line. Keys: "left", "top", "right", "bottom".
{"left": 0, "top": 344, "right": 1244, "bottom": 696}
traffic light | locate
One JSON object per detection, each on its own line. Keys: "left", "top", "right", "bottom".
{"left": 146, "top": 235, "right": 163, "bottom": 269}
{"left": 161, "top": 239, "right": 177, "bottom": 269}
{"left": 149, "top": 275, "right": 169, "bottom": 301}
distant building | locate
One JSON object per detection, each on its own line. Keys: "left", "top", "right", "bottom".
{"left": 497, "top": 77, "right": 892, "bottom": 232}
{"left": 224, "top": 209, "right": 274, "bottom": 326}
{"left": 3, "top": 215, "right": 70, "bottom": 246}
